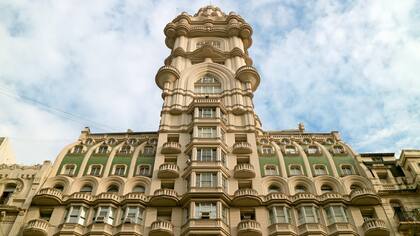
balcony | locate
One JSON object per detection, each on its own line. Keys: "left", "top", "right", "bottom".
{"left": 234, "top": 163, "right": 256, "bottom": 178}
{"left": 149, "top": 221, "right": 174, "bottom": 236}
{"left": 95, "top": 192, "right": 121, "bottom": 204}
{"left": 232, "top": 142, "right": 253, "bottom": 154}
{"left": 32, "top": 188, "right": 63, "bottom": 205}
{"left": 264, "top": 193, "right": 290, "bottom": 205}
{"left": 362, "top": 219, "right": 389, "bottom": 236}
{"left": 350, "top": 188, "right": 381, "bottom": 205}
{"left": 168, "top": 104, "right": 183, "bottom": 115}
{"left": 87, "top": 222, "right": 114, "bottom": 236}
{"left": 23, "top": 219, "right": 49, "bottom": 236}
{"left": 116, "top": 222, "right": 143, "bottom": 236}
{"left": 298, "top": 223, "right": 327, "bottom": 236}
{"left": 318, "top": 192, "right": 346, "bottom": 204}
{"left": 327, "top": 222, "right": 357, "bottom": 235}
{"left": 149, "top": 189, "right": 178, "bottom": 206}
{"left": 237, "top": 220, "right": 262, "bottom": 236}
{"left": 161, "top": 142, "right": 182, "bottom": 154}
{"left": 394, "top": 210, "right": 420, "bottom": 231}
{"left": 181, "top": 219, "right": 230, "bottom": 236}
{"left": 64, "top": 192, "right": 94, "bottom": 204}
{"left": 291, "top": 193, "right": 317, "bottom": 204}
{"left": 268, "top": 223, "right": 297, "bottom": 236}
{"left": 57, "top": 223, "right": 85, "bottom": 236}
{"left": 158, "top": 163, "right": 179, "bottom": 179}
{"left": 232, "top": 189, "right": 261, "bottom": 207}
{"left": 122, "top": 192, "right": 148, "bottom": 205}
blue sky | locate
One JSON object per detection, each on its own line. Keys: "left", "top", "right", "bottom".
{"left": 1, "top": 0, "right": 420, "bottom": 164}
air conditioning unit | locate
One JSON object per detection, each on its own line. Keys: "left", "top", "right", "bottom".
{"left": 95, "top": 216, "right": 105, "bottom": 223}
{"left": 124, "top": 218, "right": 134, "bottom": 224}
{"left": 200, "top": 212, "right": 210, "bottom": 219}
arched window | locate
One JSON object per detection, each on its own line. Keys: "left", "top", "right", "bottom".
{"left": 107, "top": 185, "right": 119, "bottom": 193}
{"left": 54, "top": 184, "right": 64, "bottom": 192}
{"left": 268, "top": 185, "right": 281, "bottom": 193}
{"left": 133, "top": 185, "right": 145, "bottom": 193}
{"left": 120, "top": 145, "right": 132, "bottom": 154}
{"left": 137, "top": 165, "right": 150, "bottom": 176}
{"left": 194, "top": 74, "right": 221, "bottom": 94}
{"left": 314, "top": 165, "right": 327, "bottom": 176}
{"left": 98, "top": 145, "right": 109, "bottom": 154}
{"left": 341, "top": 165, "right": 353, "bottom": 176}
{"left": 295, "top": 185, "right": 307, "bottom": 193}
{"left": 265, "top": 165, "right": 278, "bottom": 176}
{"left": 289, "top": 165, "right": 302, "bottom": 176}
{"left": 62, "top": 164, "right": 76, "bottom": 176}
{"left": 0, "top": 183, "right": 17, "bottom": 204}
{"left": 350, "top": 184, "right": 362, "bottom": 191}
{"left": 80, "top": 184, "right": 93, "bottom": 193}
{"left": 113, "top": 165, "right": 126, "bottom": 176}
{"left": 73, "top": 145, "right": 84, "bottom": 154}
{"left": 89, "top": 165, "right": 102, "bottom": 176}
{"left": 321, "top": 184, "right": 333, "bottom": 193}
{"left": 285, "top": 145, "right": 297, "bottom": 155}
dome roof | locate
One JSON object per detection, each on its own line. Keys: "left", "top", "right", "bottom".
{"left": 194, "top": 5, "right": 226, "bottom": 17}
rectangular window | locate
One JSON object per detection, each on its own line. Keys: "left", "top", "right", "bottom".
{"left": 199, "top": 107, "right": 216, "bottom": 118}
{"left": 222, "top": 206, "right": 229, "bottom": 224}
{"left": 195, "top": 202, "right": 217, "bottom": 219}
{"left": 122, "top": 206, "right": 143, "bottom": 224}
{"left": 325, "top": 206, "right": 348, "bottom": 224}
{"left": 269, "top": 206, "right": 291, "bottom": 224}
{"left": 198, "top": 127, "right": 217, "bottom": 138}
{"left": 298, "top": 206, "right": 319, "bottom": 225}
{"left": 64, "top": 165, "right": 75, "bottom": 176}
{"left": 114, "top": 166, "right": 125, "bottom": 176}
{"left": 197, "top": 148, "right": 217, "bottom": 162}
{"left": 196, "top": 173, "right": 217, "bottom": 187}
{"left": 66, "top": 206, "right": 87, "bottom": 225}
{"left": 95, "top": 206, "right": 114, "bottom": 225}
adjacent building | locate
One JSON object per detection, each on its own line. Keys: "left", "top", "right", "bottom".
{"left": 1, "top": 5, "right": 419, "bottom": 236}
{"left": 0, "top": 137, "right": 16, "bottom": 164}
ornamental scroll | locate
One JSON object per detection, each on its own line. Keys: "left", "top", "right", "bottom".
{"left": 196, "top": 40, "right": 221, "bottom": 49}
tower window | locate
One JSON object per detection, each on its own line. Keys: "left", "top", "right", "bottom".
{"left": 196, "top": 172, "right": 217, "bottom": 187}
{"left": 195, "top": 202, "right": 217, "bottom": 219}
{"left": 198, "top": 127, "right": 217, "bottom": 138}
{"left": 194, "top": 74, "right": 221, "bottom": 94}
{"left": 199, "top": 107, "right": 216, "bottom": 118}
{"left": 197, "top": 148, "right": 217, "bottom": 162}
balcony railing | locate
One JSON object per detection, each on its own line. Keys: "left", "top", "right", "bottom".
{"left": 232, "top": 142, "right": 253, "bottom": 154}
{"left": 362, "top": 219, "right": 389, "bottom": 236}
{"left": 32, "top": 188, "right": 63, "bottom": 205}
{"left": 238, "top": 220, "right": 262, "bottom": 236}
{"left": 350, "top": 188, "right": 380, "bottom": 205}
{"left": 23, "top": 219, "right": 49, "bottom": 236}
{"left": 234, "top": 163, "right": 256, "bottom": 178}
{"left": 158, "top": 163, "right": 179, "bottom": 178}
{"left": 161, "top": 142, "right": 182, "bottom": 154}
{"left": 394, "top": 210, "right": 420, "bottom": 231}
{"left": 150, "top": 189, "right": 178, "bottom": 206}
{"left": 233, "top": 189, "right": 261, "bottom": 206}
{"left": 150, "top": 221, "right": 174, "bottom": 236}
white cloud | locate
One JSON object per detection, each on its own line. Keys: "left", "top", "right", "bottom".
{"left": 0, "top": 0, "right": 419, "bottom": 164}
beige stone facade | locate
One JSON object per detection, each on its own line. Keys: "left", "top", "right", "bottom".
{"left": 2, "top": 5, "right": 420, "bottom": 236}
{"left": 0, "top": 137, "right": 16, "bottom": 164}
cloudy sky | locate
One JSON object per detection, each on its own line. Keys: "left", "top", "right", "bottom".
{"left": 1, "top": 0, "right": 419, "bottom": 164}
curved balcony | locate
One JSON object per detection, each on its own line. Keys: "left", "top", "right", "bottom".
{"left": 95, "top": 192, "right": 121, "bottom": 204}
{"left": 149, "top": 189, "right": 178, "bottom": 206}
{"left": 234, "top": 163, "right": 256, "bottom": 178}
{"left": 235, "top": 65, "right": 261, "bottom": 91}
{"left": 168, "top": 104, "right": 183, "bottom": 115}
{"left": 268, "top": 223, "right": 297, "bottom": 236}
{"left": 318, "top": 192, "right": 346, "bottom": 204}
{"left": 122, "top": 192, "right": 148, "bottom": 205}
{"left": 149, "top": 220, "right": 174, "bottom": 236}
{"left": 350, "top": 188, "right": 381, "bottom": 205}
{"left": 155, "top": 65, "right": 180, "bottom": 90}
{"left": 238, "top": 220, "right": 262, "bottom": 236}
{"left": 362, "top": 219, "right": 389, "bottom": 236}
{"left": 232, "top": 104, "right": 247, "bottom": 115}
{"left": 23, "top": 219, "right": 49, "bottom": 236}
{"left": 161, "top": 142, "right": 182, "bottom": 154}
{"left": 32, "top": 188, "right": 63, "bottom": 205}
{"left": 181, "top": 219, "right": 230, "bottom": 236}
{"left": 116, "top": 223, "right": 143, "bottom": 235}
{"left": 298, "top": 223, "right": 327, "bottom": 236}
{"left": 65, "top": 192, "right": 94, "bottom": 204}
{"left": 232, "top": 189, "right": 261, "bottom": 207}
{"left": 264, "top": 193, "right": 290, "bottom": 204}
{"left": 157, "top": 163, "right": 179, "bottom": 179}
{"left": 327, "top": 222, "right": 357, "bottom": 235}
{"left": 291, "top": 193, "right": 317, "bottom": 204}
{"left": 232, "top": 142, "right": 253, "bottom": 154}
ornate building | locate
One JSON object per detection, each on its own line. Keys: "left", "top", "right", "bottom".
{"left": 0, "top": 137, "right": 16, "bottom": 164}
{"left": 2, "top": 5, "right": 420, "bottom": 236}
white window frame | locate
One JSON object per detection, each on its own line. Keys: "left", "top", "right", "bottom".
{"left": 97, "top": 145, "right": 109, "bottom": 154}
{"left": 262, "top": 146, "right": 274, "bottom": 155}
{"left": 198, "top": 127, "right": 217, "bottom": 138}
{"left": 298, "top": 206, "right": 320, "bottom": 225}
{"left": 197, "top": 148, "right": 217, "bottom": 162}
{"left": 137, "top": 165, "right": 150, "bottom": 176}
{"left": 73, "top": 145, "right": 84, "bottom": 154}
{"left": 119, "top": 145, "right": 132, "bottom": 154}
{"left": 341, "top": 165, "right": 353, "bottom": 175}
{"left": 269, "top": 206, "right": 292, "bottom": 224}
{"left": 314, "top": 165, "right": 327, "bottom": 176}
{"left": 122, "top": 206, "right": 143, "bottom": 224}
{"left": 66, "top": 205, "right": 87, "bottom": 225}
{"left": 95, "top": 206, "right": 115, "bottom": 225}
{"left": 62, "top": 164, "right": 76, "bottom": 176}
{"left": 307, "top": 146, "right": 319, "bottom": 154}
{"left": 89, "top": 164, "right": 102, "bottom": 176}
{"left": 265, "top": 165, "right": 278, "bottom": 176}
{"left": 199, "top": 107, "right": 216, "bottom": 118}
{"left": 196, "top": 172, "right": 217, "bottom": 188}
{"left": 324, "top": 205, "right": 348, "bottom": 224}
{"left": 290, "top": 165, "right": 302, "bottom": 176}
{"left": 143, "top": 146, "right": 154, "bottom": 155}
{"left": 195, "top": 202, "right": 217, "bottom": 219}
{"left": 113, "top": 165, "right": 126, "bottom": 176}
{"left": 285, "top": 146, "right": 297, "bottom": 155}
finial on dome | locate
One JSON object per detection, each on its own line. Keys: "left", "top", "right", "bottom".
{"left": 194, "top": 5, "right": 226, "bottom": 17}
